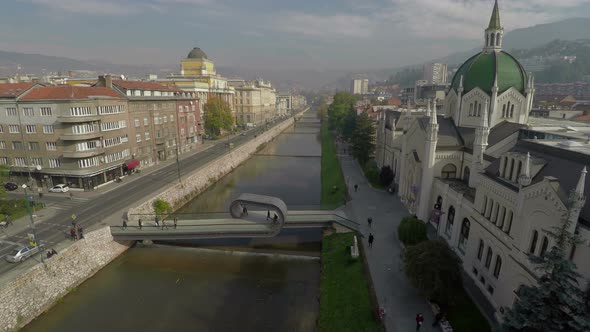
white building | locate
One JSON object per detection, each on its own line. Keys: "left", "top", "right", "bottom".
{"left": 377, "top": 1, "right": 590, "bottom": 324}
{"left": 351, "top": 79, "right": 369, "bottom": 95}
{"left": 423, "top": 63, "right": 448, "bottom": 84}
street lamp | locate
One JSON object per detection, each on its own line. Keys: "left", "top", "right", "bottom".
{"left": 22, "top": 183, "right": 44, "bottom": 263}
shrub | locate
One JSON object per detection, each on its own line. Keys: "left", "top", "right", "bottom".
{"left": 152, "top": 198, "right": 172, "bottom": 218}
{"left": 397, "top": 216, "right": 427, "bottom": 246}
{"left": 379, "top": 166, "right": 394, "bottom": 187}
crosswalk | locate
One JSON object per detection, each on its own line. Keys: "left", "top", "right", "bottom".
{"left": 44, "top": 197, "right": 89, "bottom": 211}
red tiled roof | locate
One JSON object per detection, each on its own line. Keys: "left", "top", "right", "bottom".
{"left": 20, "top": 86, "right": 122, "bottom": 100}
{"left": 0, "top": 82, "right": 37, "bottom": 98}
{"left": 573, "top": 114, "right": 590, "bottom": 122}
{"left": 112, "top": 80, "right": 175, "bottom": 91}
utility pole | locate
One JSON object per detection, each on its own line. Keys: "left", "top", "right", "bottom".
{"left": 22, "top": 184, "right": 43, "bottom": 263}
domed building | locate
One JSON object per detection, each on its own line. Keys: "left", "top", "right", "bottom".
{"left": 444, "top": 0, "right": 535, "bottom": 128}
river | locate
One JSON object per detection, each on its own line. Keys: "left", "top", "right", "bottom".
{"left": 22, "top": 109, "right": 324, "bottom": 332}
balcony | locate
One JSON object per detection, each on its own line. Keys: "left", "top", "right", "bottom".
{"left": 58, "top": 115, "right": 101, "bottom": 123}
{"left": 60, "top": 132, "right": 102, "bottom": 141}
{"left": 63, "top": 148, "right": 105, "bottom": 158}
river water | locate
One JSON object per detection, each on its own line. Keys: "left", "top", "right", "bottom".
{"left": 22, "top": 110, "right": 324, "bottom": 332}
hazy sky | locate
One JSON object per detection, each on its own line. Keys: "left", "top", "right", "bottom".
{"left": 2, "top": 0, "right": 590, "bottom": 70}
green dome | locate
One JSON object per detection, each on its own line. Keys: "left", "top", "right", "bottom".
{"left": 187, "top": 47, "right": 208, "bottom": 59}
{"left": 451, "top": 51, "right": 527, "bottom": 95}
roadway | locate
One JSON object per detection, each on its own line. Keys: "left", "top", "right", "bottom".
{"left": 0, "top": 115, "right": 294, "bottom": 277}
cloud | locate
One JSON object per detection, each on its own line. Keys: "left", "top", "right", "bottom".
{"left": 273, "top": 12, "right": 377, "bottom": 39}
{"left": 25, "top": 0, "right": 139, "bottom": 15}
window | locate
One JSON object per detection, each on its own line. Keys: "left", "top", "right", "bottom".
{"left": 29, "top": 142, "right": 40, "bottom": 151}
{"left": 0, "top": 157, "right": 8, "bottom": 165}
{"left": 70, "top": 106, "right": 92, "bottom": 116}
{"left": 458, "top": 218, "right": 470, "bottom": 252}
{"left": 508, "top": 158, "right": 515, "bottom": 180}
{"left": 134, "top": 119, "right": 140, "bottom": 127}
{"left": 485, "top": 248, "right": 493, "bottom": 269}
{"left": 14, "top": 157, "right": 26, "bottom": 166}
{"left": 136, "top": 134, "right": 142, "bottom": 142}
{"left": 145, "top": 132, "right": 150, "bottom": 140}
{"left": 12, "top": 141, "right": 24, "bottom": 150}
{"left": 487, "top": 285, "right": 494, "bottom": 295}
{"left": 49, "top": 159, "right": 60, "bottom": 168}
{"left": 72, "top": 124, "right": 95, "bottom": 134}
{"left": 25, "top": 125, "right": 36, "bottom": 133}
{"left": 482, "top": 195, "right": 488, "bottom": 215}
{"left": 502, "top": 104, "right": 506, "bottom": 118}
{"left": 40, "top": 107, "right": 52, "bottom": 116}
{"left": 31, "top": 157, "right": 42, "bottom": 167}
{"left": 78, "top": 157, "right": 99, "bottom": 168}
{"left": 104, "top": 149, "right": 130, "bottom": 163}
{"left": 46, "top": 142, "right": 57, "bottom": 151}
{"left": 144, "top": 117, "right": 148, "bottom": 125}
{"left": 164, "top": 116, "right": 168, "bottom": 123}
{"left": 441, "top": 164, "right": 457, "bottom": 179}
{"left": 493, "top": 256, "right": 502, "bottom": 278}
{"left": 469, "top": 103, "right": 473, "bottom": 116}
{"left": 6, "top": 108, "right": 17, "bottom": 116}
{"left": 472, "top": 267, "right": 478, "bottom": 276}
{"left": 477, "top": 103, "right": 482, "bottom": 116}
{"left": 154, "top": 117, "right": 160, "bottom": 125}
{"left": 97, "top": 105, "right": 125, "bottom": 115}
{"left": 505, "top": 210, "right": 513, "bottom": 235}
{"left": 178, "top": 106, "right": 182, "bottom": 112}
{"left": 490, "top": 33, "right": 495, "bottom": 46}
{"left": 463, "top": 166, "right": 470, "bottom": 183}
{"left": 510, "top": 104, "right": 515, "bottom": 118}
{"left": 0, "top": 141, "right": 5, "bottom": 150}
{"left": 477, "top": 239, "right": 484, "bottom": 260}
{"left": 100, "top": 120, "right": 126, "bottom": 132}
{"left": 23, "top": 108, "right": 34, "bottom": 117}
{"left": 43, "top": 125, "right": 54, "bottom": 134}
{"left": 540, "top": 236, "right": 549, "bottom": 257}
{"left": 445, "top": 206, "right": 455, "bottom": 235}
{"left": 8, "top": 125, "right": 20, "bottom": 133}
{"left": 170, "top": 115, "right": 174, "bottom": 122}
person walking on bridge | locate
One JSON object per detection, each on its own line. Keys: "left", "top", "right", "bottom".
{"left": 138, "top": 218, "right": 142, "bottom": 230}
{"left": 367, "top": 217, "right": 373, "bottom": 228}
{"left": 368, "top": 233, "right": 374, "bottom": 248}
{"left": 174, "top": 217, "right": 178, "bottom": 229}
{"left": 122, "top": 219, "right": 127, "bottom": 230}
{"left": 242, "top": 206, "right": 248, "bottom": 216}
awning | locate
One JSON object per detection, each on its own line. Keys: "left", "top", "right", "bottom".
{"left": 125, "top": 159, "right": 140, "bottom": 170}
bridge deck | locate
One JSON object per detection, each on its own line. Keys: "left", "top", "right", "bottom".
{"left": 111, "top": 210, "right": 358, "bottom": 240}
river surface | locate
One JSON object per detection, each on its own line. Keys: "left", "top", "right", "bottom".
{"left": 22, "top": 110, "right": 324, "bottom": 332}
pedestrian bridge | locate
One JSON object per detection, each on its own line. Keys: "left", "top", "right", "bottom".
{"left": 111, "top": 193, "right": 358, "bottom": 241}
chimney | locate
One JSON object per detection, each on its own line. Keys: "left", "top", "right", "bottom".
{"left": 98, "top": 75, "right": 113, "bottom": 89}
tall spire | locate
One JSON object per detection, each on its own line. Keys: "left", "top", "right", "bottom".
{"left": 430, "top": 100, "right": 438, "bottom": 125}
{"left": 575, "top": 166, "right": 587, "bottom": 196}
{"left": 426, "top": 98, "right": 431, "bottom": 117}
{"left": 480, "top": 100, "right": 489, "bottom": 128}
{"left": 488, "top": 0, "right": 501, "bottom": 29}
{"left": 518, "top": 152, "right": 532, "bottom": 187}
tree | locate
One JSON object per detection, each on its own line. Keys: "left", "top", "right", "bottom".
{"left": 203, "top": 96, "right": 233, "bottom": 137}
{"left": 153, "top": 198, "right": 172, "bottom": 218}
{"left": 397, "top": 216, "right": 427, "bottom": 246}
{"left": 0, "top": 166, "right": 9, "bottom": 199}
{"left": 379, "top": 166, "right": 394, "bottom": 187}
{"left": 502, "top": 210, "right": 590, "bottom": 332}
{"left": 403, "top": 240, "right": 463, "bottom": 305}
{"left": 327, "top": 92, "right": 356, "bottom": 133}
{"left": 350, "top": 111, "right": 375, "bottom": 165}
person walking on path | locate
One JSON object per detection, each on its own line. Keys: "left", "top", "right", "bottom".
{"left": 154, "top": 216, "right": 160, "bottom": 228}
{"left": 368, "top": 233, "right": 374, "bottom": 248}
{"left": 138, "top": 218, "right": 142, "bottom": 230}
{"left": 354, "top": 184, "right": 358, "bottom": 192}
{"left": 122, "top": 219, "right": 127, "bottom": 230}
{"left": 242, "top": 206, "right": 248, "bottom": 216}
{"left": 174, "top": 217, "right": 178, "bottom": 229}
{"left": 415, "top": 313, "right": 424, "bottom": 331}
{"left": 367, "top": 217, "right": 373, "bottom": 228}
{"left": 266, "top": 211, "right": 271, "bottom": 220}
{"left": 161, "top": 218, "right": 168, "bottom": 230}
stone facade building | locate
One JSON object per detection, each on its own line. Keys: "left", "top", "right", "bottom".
{"left": 230, "top": 79, "right": 277, "bottom": 126}
{"left": 375, "top": 1, "right": 590, "bottom": 323}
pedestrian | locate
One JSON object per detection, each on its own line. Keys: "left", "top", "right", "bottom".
{"left": 174, "top": 217, "right": 178, "bottom": 229}
{"left": 273, "top": 213, "right": 278, "bottom": 223}
{"left": 155, "top": 216, "right": 160, "bottom": 228}
{"left": 367, "top": 217, "right": 373, "bottom": 228}
{"left": 368, "top": 233, "right": 374, "bottom": 248}
{"left": 78, "top": 225, "right": 84, "bottom": 239}
{"left": 70, "top": 227, "right": 76, "bottom": 240}
{"left": 354, "top": 184, "right": 358, "bottom": 192}
{"left": 266, "top": 210, "right": 271, "bottom": 220}
{"left": 432, "top": 312, "right": 444, "bottom": 327}
{"left": 242, "top": 206, "right": 248, "bottom": 216}
{"left": 138, "top": 218, "right": 142, "bottom": 230}
{"left": 122, "top": 219, "right": 127, "bottom": 230}
{"left": 416, "top": 313, "right": 424, "bottom": 331}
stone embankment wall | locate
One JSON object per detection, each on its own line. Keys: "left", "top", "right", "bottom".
{"left": 127, "top": 116, "right": 296, "bottom": 218}
{"left": 0, "top": 227, "right": 130, "bottom": 332}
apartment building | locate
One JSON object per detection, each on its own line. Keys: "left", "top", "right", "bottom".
{"left": 0, "top": 85, "right": 131, "bottom": 190}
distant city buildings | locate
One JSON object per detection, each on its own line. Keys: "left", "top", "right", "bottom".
{"left": 422, "top": 63, "right": 448, "bottom": 84}
{"left": 351, "top": 79, "right": 369, "bottom": 95}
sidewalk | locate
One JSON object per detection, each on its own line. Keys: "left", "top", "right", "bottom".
{"left": 336, "top": 144, "right": 439, "bottom": 332}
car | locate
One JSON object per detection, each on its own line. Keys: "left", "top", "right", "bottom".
{"left": 4, "top": 182, "right": 18, "bottom": 191}
{"left": 49, "top": 184, "right": 69, "bottom": 193}
{"left": 5, "top": 244, "right": 45, "bottom": 263}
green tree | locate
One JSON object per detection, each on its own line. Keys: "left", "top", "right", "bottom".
{"left": 350, "top": 111, "right": 375, "bottom": 165}
{"left": 403, "top": 240, "right": 463, "bottom": 305}
{"left": 502, "top": 210, "right": 590, "bottom": 332}
{"left": 204, "top": 96, "right": 233, "bottom": 137}
{"left": 380, "top": 166, "right": 394, "bottom": 187}
{"left": 0, "top": 166, "right": 9, "bottom": 199}
{"left": 327, "top": 92, "right": 356, "bottom": 133}
{"left": 152, "top": 198, "right": 172, "bottom": 219}
{"left": 397, "top": 216, "right": 427, "bottom": 246}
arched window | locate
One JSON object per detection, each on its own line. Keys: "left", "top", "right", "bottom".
{"left": 517, "top": 161, "right": 522, "bottom": 179}
{"left": 502, "top": 104, "right": 506, "bottom": 118}
{"left": 485, "top": 34, "right": 489, "bottom": 46}
{"left": 493, "top": 255, "right": 502, "bottom": 278}
{"left": 478, "top": 103, "right": 482, "bottom": 116}
{"left": 485, "top": 247, "right": 493, "bottom": 268}
{"left": 490, "top": 33, "right": 495, "bottom": 47}
{"left": 496, "top": 33, "right": 501, "bottom": 46}
{"left": 529, "top": 230, "right": 538, "bottom": 254}
{"left": 458, "top": 218, "right": 470, "bottom": 252}
{"left": 510, "top": 104, "right": 515, "bottom": 118}
{"left": 502, "top": 156, "right": 508, "bottom": 177}
{"left": 497, "top": 207, "right": 505, "bottom": 228}
{"left": 508, "top": 158, "right": 515, "bottom": 180}
{"left": 441, "top": 164, "right": 457, "bottom": 179}
{"left": 445, "top": 206, "right": 455, "bottom": 235}
{"left": 540, "top": 236, "right": 549, "bottom": 257}
{"left": 463, "top": 166, "right": 470, "bottom": 183}
{"left": 477, "top": 239, "right": 484, "bottom": 260}
{"left": 469, "top": 103, "right": 473, "bottom": 116}
{"left": 504, "top": 210, "right": 513, "bottom": 235}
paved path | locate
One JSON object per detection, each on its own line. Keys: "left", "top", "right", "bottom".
{"left": 337, "top": 144, "right": 439, "bottom": 332}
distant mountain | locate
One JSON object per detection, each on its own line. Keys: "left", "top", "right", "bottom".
{"left": 503, "top": 18, "right": 590, "bottom": 50}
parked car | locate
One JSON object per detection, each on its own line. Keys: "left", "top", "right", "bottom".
{"left": 5, "top": 244, "right": 45, "bottom": 263}
{"left": 49, "top": 184, "right": 69, "bottom": 193}
{"left": 4, "top": 182, "right": 18, "bottom": 191}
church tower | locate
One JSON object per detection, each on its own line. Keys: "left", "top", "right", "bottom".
{"left": 483, "top": 0, "right": 503, "bottom": 53}
{"left": 418, "top": 101, "right": 439, "bottom": 220}
{"left": 470, "top": 101, "right": 490, "bottom": 187}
